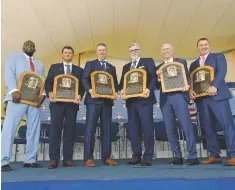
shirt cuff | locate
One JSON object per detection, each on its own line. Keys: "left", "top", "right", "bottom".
{"left": 42, "top": 92, "right": 46, "bottom": 96}
{"left": 9, "top": 89, "right": 18, "bottom": 94}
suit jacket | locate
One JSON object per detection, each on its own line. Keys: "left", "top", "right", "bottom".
{"left": 119, "top": 58, "right": 157, "bottom": 107}
{"left": 82, "top": 59, "right": 118, "bottom": 106}
{"left": 45, "top": 63, "right": 85, "bottom": 109}
{"left": 156, "top": 58, "right": 190, "bottom": 108}
{"left": 189, "top": 53, "right": 232, "bottom": 101}
{"left": 4, "top": 53, "right": 46, "bottom": 102}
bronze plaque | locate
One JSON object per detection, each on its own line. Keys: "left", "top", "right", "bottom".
{"left": 159, "top": 62, "right": 188, "bottom": 93}
{"left": 91, "top": 71, "right": 116, "bottom": 99}
{"left": 18, "top": 71, "right": 45, "bottom": 106}
{"left": 53, "top": 74, "right": 79, "bottom": 102}
{"left": 123, "top": 68, "right": 146, "bottom": 98}
{"left": 190, "top": 66, "right": 214, "bottom": 98}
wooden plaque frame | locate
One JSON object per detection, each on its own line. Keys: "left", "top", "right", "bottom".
{"left": 18, "top": 71, "right": 45, "bottom": 107}
{"left": 123, "top": 68, "right": 147, "bottom": 98}
{"left": 190, "top": 66, "right": 214, "bottom": 98}
{"left": 159, "top": 62, "right": 188, "bottom": 93}
{"left": 53, "top": 74, "right": 79, "bottom": 102}
{"left": 91, "top": 71, "right": 116, "bottom": 99}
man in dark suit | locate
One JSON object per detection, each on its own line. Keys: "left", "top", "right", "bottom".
{"left": 45, "top": 46, "right": 84, "bottom": 169}
{"left": 119, "top": 43, "right": 156, "bottom": 166}
{"left": 156, "top": 43, "right": 198, "bottom": 165}
{"left": 82, "top": 43, "right": 118, "bottom": 167}
{"left": 189, "top": 38, "right": 235, "bottom": 166}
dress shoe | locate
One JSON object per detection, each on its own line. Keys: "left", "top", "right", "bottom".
{"left": 201, "top": 157, "right": 222, "bottom": 164}
{"left": 142, "top": 160, "right": 152, "bottom": 166}
{"left": 23, "top": 163, "right": 42, "bottom": 168}
{"left": 63, "top": 160, "right": 76, "bottom": 167}
{"left": 1, "top": 164, "right": 13, "bottom": 172}
{"left": 225, "top": 158, "right": 235, "bottom": 166}
{"left": 184, "top": 158, "right": 199, "bottom": 165}
{"left": 48, "top": 160, "right": 58, "bottom": 169}
{"left": 126, "top": 158, "right": 141, "bottom": 165}
{"left": 85, "top": 159, "right": 96, "bottom": 167}
{"left": 170, "top": 157, "right": 184, "bottom": 165}
{"left": 103, "top": 158, "right": 117, "bottom": 166}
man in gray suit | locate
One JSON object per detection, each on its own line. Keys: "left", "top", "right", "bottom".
{"left": 1, "top": 40, "right": 46, "bottom": 171}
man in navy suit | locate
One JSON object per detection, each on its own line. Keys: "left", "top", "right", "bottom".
{"left": 190, "top": 38, "right": 235, "bottom": 166}
{"left": 119, "top": 43, "right": 156, "bottom": 166}
{"left": 82, "top": 43, "right": 118, "bottom": 167}
{"left": 156, "top": 43, "right": 198, "bottom": 165}
{"left": 45, "top": 46, "right": 84, "bottom": 169}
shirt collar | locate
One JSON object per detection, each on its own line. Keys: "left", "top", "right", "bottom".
{"left": 132, "top": 57, "right": 140, "bottom": 63}
{"left": 98, "top": 59, "right": 106, "bottom": 63}
{"left": 200, "top": 53, "right": 210, "bottom": 60}
{"left": 63, "top": 62, "right": 72, "bottom": 66}
{"left": 164, "top": 57, "right": 173, "bottom": 63}
{"left": 24, "top": 53, "right": 33, "bottom": 60}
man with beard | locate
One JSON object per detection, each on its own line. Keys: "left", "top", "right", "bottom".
{"left": 45, "top": 46, "right": 84, "bottom": 169}
{"left": 156, "top": 43, "right": 198, "bottom": 165}
{"left": 189, "top": 38, "right": 235, "bottom": 166}
{"left": 1, "top": 40, "right": 46, "bottom": 171}
{"left": 82, "top": 43, "right": 118, "bottom": 167}
{"left": 119, "top": 43, "right": 156, "bottom": 166}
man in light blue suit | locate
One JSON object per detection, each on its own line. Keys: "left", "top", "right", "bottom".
{"left": 190, "top": 38, "right": 235, "bottom": 166}
{"left": 156, "top": 43, "right": 199, "bottom": 165}
{"left": 1, "top": 40, "right": 46, "bottom": 171}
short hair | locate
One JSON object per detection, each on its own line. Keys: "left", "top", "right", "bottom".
{"left": 197, "top": 38, "right": 210, "bottom": 46}
{"left": 96, "top": 43, "right": 107, "bottom": 48}
{"left": 128, "top": 43, "right": 140, "bottom": 49}
{"left": 62, "top": 46, "right": 74, "bottom": 53}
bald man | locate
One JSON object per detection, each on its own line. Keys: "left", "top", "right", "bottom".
{"left": 156, "top": 43, "right": 198, "bottom": 165}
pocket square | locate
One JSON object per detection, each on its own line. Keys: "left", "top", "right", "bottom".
{"left": 138, "top": 66, "right": 145, "bottom": 68}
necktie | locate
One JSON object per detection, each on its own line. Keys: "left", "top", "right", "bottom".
{"left": 130, "top": 60, "right": 137, "bottom": 70}
{"left": 101, "top": 61, "right": 106, "bottom": 71}
{"left": 29, "top": 57, "right": 35, "bottom": 71}
{"left": 65, "top": 64, "right": 71, "bottom": 74}
{"left": 201, "top": 56, "right": 205, "bottom": 66}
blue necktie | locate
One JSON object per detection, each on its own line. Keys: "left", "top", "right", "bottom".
{"left": 101, "top": 61, "right": 106, "bottom": 71}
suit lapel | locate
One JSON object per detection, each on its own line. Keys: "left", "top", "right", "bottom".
{"left": 205, "top": 53, "right": 212, "bottom": 66}
{"left": 137, "top": 58, "right": 143, "bottom": 68}
{"left": 59, "top": 63, "right": 65, "bottom": 74}
{"left": 21, "top": 54, "right": 31, "bottom": 71}
{"left": 72, "top": 64, "right": 76, "bottom": 76}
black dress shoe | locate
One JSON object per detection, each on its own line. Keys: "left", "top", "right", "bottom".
{"left": 184, "top": 158, "right": 199, "bottom": 165}
{"left": 126, "top": 158, "right": 141, "bottom": 165}
{"left": 170, "top": 158, "right": 184, "bottom": 165}
{"left": 142, "top": 161, "right": 152, "bottom": 166}
{"left": 1, "top": 164, "right": 13, "bottom": 172}
{"left": 23, "top": 163, "right": 43, "bottom": 168}
{"left": 63, "top": 160, "right": 76, "bottom": 167}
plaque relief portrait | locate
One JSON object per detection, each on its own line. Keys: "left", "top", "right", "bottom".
{"left": 18, "top": 71, "right": 45, "bottom": 106}
{"left": 123, "top": 68, "right": 146, "bottom": 98}
{"left": 53, "top": 74, "right": 79, "bottom": 102}
{"left": 91, "top": 71, "right": 116, "bottom": 99}
{"left": 159, "top": 62, "right": 188, "bottom": 93}
{"left": 190, "top": 66, "right": 214, "bottom": 98}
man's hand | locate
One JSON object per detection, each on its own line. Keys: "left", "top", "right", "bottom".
{"left": 120, "top": 89, "right": 126, "bottom": 99}
{"left": 36, "top": 95, "right": 46, "bottom": 107}
{"left": 156, "top": 70, "right": 162, "bottom": 78}
{"left": 12, "top": 91, "right": 21, "bottom": 103}
{"left": 49, "top": 92, "right": 55, "bottom": 102}
{"left": 111, "top": 92, "right": 118, "bottom": 100}
{"left": 74, "top": 95, "right": 81, "bottom": 104}
{"left": 143, "top": 88, "right": 150, "bottom": 98}
{"left": 189, "top": 89, "right": 197, "bottom": 100}
{"left": 182, "top": 85, "right": 190, "bottom": 92}
{"left": 206, "top": 86, "right": 217, "bottom": 96}
{"left": 89, "top": 89, "right": 97, "bottom": 98}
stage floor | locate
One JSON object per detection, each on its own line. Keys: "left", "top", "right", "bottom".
{"left": 2, "top": 159, "right": 235, "bottom": 183}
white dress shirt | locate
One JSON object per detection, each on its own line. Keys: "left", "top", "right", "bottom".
{"left": 164, "top": 57, "right": 174, "bottom": 63}
{"left": 63, "top": 62, "right": 73, "bottom": 74}
{"left": 199, "top": 53, "right": 209, "bottom": 66}
{"left": 98, "top": 59, "right": 107, "bottom": 70}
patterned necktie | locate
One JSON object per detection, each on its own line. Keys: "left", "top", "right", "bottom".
{"left": 65, "top": 64, "right": 71, "bottom": 74}
{"left": 130, "top": 60, "right": 137, "bottom": 70}
{"left": 201, "top": 56, "right": 205, "bottom": 66}
{"left": 29, "top": 57, "right": 35, "bottom": 71}
{"left": 101, "top": 61, "right": 106, "bottom": 71}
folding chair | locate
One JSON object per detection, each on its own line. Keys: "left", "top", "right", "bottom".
{"left": 14, "top": 125, "right": 27, "bottom": 161}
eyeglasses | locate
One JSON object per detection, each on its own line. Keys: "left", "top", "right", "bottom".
{"left": 129, "top": 49, "right": 140, "bottom": 53}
